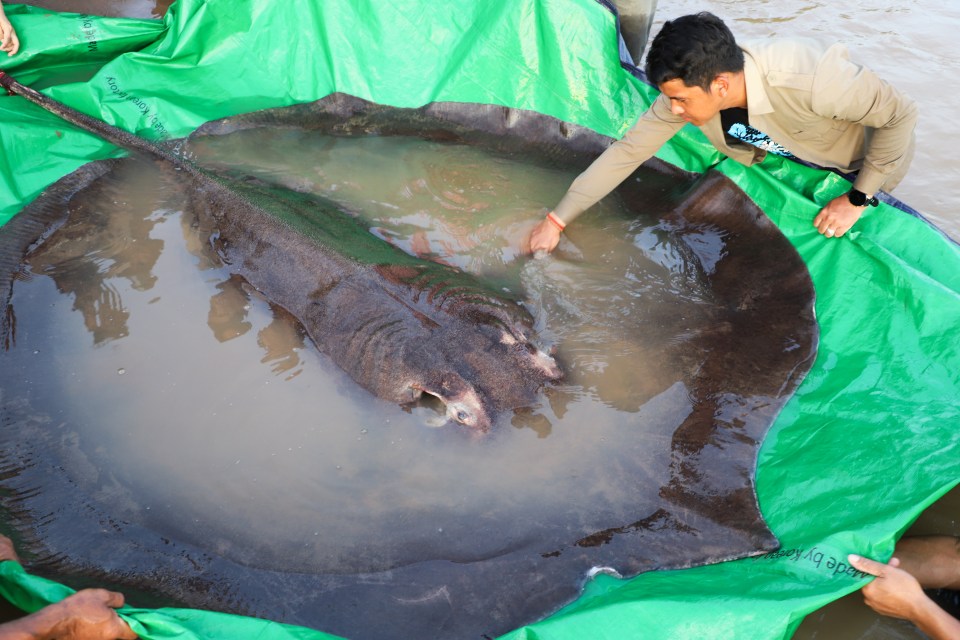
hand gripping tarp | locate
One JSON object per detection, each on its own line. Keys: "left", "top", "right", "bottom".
{"left": 0, "top": 1, "right": 957, "bottom": 639}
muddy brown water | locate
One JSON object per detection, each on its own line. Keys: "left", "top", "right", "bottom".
{"left": 3, "top": 0, "right": 957, "bottom": 637}
{"left": 0, "top": 113, "right": 816, "bottom": 638}
{"left": 4, "top": 134, "right": 699, "bottom": 576}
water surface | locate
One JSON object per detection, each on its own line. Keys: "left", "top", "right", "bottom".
{"left": 0, "top": 118, "right": 819, "bottom": 637}
{"left": 5, "top": 137, "right": 697, "bottom": 574}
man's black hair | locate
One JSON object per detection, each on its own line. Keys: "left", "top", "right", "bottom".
{"left": 644, "top": 12, "right": 745, "bottom": 91}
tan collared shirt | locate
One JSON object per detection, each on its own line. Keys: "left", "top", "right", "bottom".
{"left": 553, "top": 38, "right": 918, "bottom": 225}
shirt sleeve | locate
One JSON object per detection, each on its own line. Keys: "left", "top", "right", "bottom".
{"left": 811, "top": 44, "right": 918, "bottom": 196}
{"left": 552, "top": 94, "right": 685, "bottom": 225}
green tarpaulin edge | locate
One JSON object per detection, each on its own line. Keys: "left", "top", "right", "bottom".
{"left": 0, "top": 1, "right": 957, "bottom": 638}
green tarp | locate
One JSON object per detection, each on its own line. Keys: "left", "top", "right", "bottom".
{"left": 0, "top": 1, "right": 957, "bottom": 638}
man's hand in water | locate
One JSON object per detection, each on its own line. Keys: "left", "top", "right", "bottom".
{"left": 526, "top": 216, "right": 562, "bottom": 254}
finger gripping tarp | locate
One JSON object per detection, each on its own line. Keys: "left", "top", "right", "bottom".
{"left": 0, "top": 2, "right": 957, "bottom": 639}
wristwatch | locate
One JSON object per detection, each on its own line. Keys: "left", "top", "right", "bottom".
{"left": 847, "top": 189, "right": 879, "bottom": 207}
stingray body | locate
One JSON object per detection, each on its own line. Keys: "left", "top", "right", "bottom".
{"left": 0, "top": 72, "right": 560, "bottom": 431}
{"left": 0, "top": 88, "right": 819, "bottom": 639}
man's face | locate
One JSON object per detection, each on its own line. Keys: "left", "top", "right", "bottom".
{"left": 658, "top": 78, "right": 724, "bottom": 127}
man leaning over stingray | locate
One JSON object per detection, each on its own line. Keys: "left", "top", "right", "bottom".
{"left": 527, "top": 11, "right": 917, "bottom": 253}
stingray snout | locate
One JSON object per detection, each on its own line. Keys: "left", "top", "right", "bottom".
{"left": 412, "top": 376, "right": 492, "bottom": 432}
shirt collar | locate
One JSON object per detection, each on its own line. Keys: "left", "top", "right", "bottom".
{"left": 742, "top": 47, "right": 774, "bottom": 115}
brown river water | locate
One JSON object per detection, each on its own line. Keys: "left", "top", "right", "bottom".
{"left": 6, "top": 0, "right": 959, "bottom": 638}
{"left": 5, "top": 132, "right": 709, "bottom": 572}
{"left": 5, "top": 119, "right": 810, "bottom": 638}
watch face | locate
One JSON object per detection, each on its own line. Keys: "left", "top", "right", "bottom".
{"left": 848, "top": 189, "right": 867, "bottom": 206}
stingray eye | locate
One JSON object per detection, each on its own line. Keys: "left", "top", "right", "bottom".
{"left": 456, "top": 410, "right": 470, "bottom": 423}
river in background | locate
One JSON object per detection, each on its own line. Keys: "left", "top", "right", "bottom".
{"left": 7, "top": 0, "right": 959, "bottom": 638}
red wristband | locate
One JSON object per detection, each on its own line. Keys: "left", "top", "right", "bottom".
{"left": 546, "top": 212, "right": 566, "bottom": 231}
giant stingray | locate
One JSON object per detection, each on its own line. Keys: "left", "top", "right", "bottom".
{"left": 0, "top": 82, "right": 818, "bottom": 639}
{"left": 0, "top": 73, "right": 562, "bottom": 432}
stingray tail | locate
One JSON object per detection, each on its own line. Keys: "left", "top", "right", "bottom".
{"left": 0, "top": 70, "right": 185, "bottom": 169}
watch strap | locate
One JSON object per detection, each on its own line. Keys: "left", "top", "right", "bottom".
{"left": 848, "top": 189, "right": 879, "bottom": 207}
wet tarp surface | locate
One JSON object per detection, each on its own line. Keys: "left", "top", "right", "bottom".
{"left": 0, "top": 1, "right": 957, "bottom": 639}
